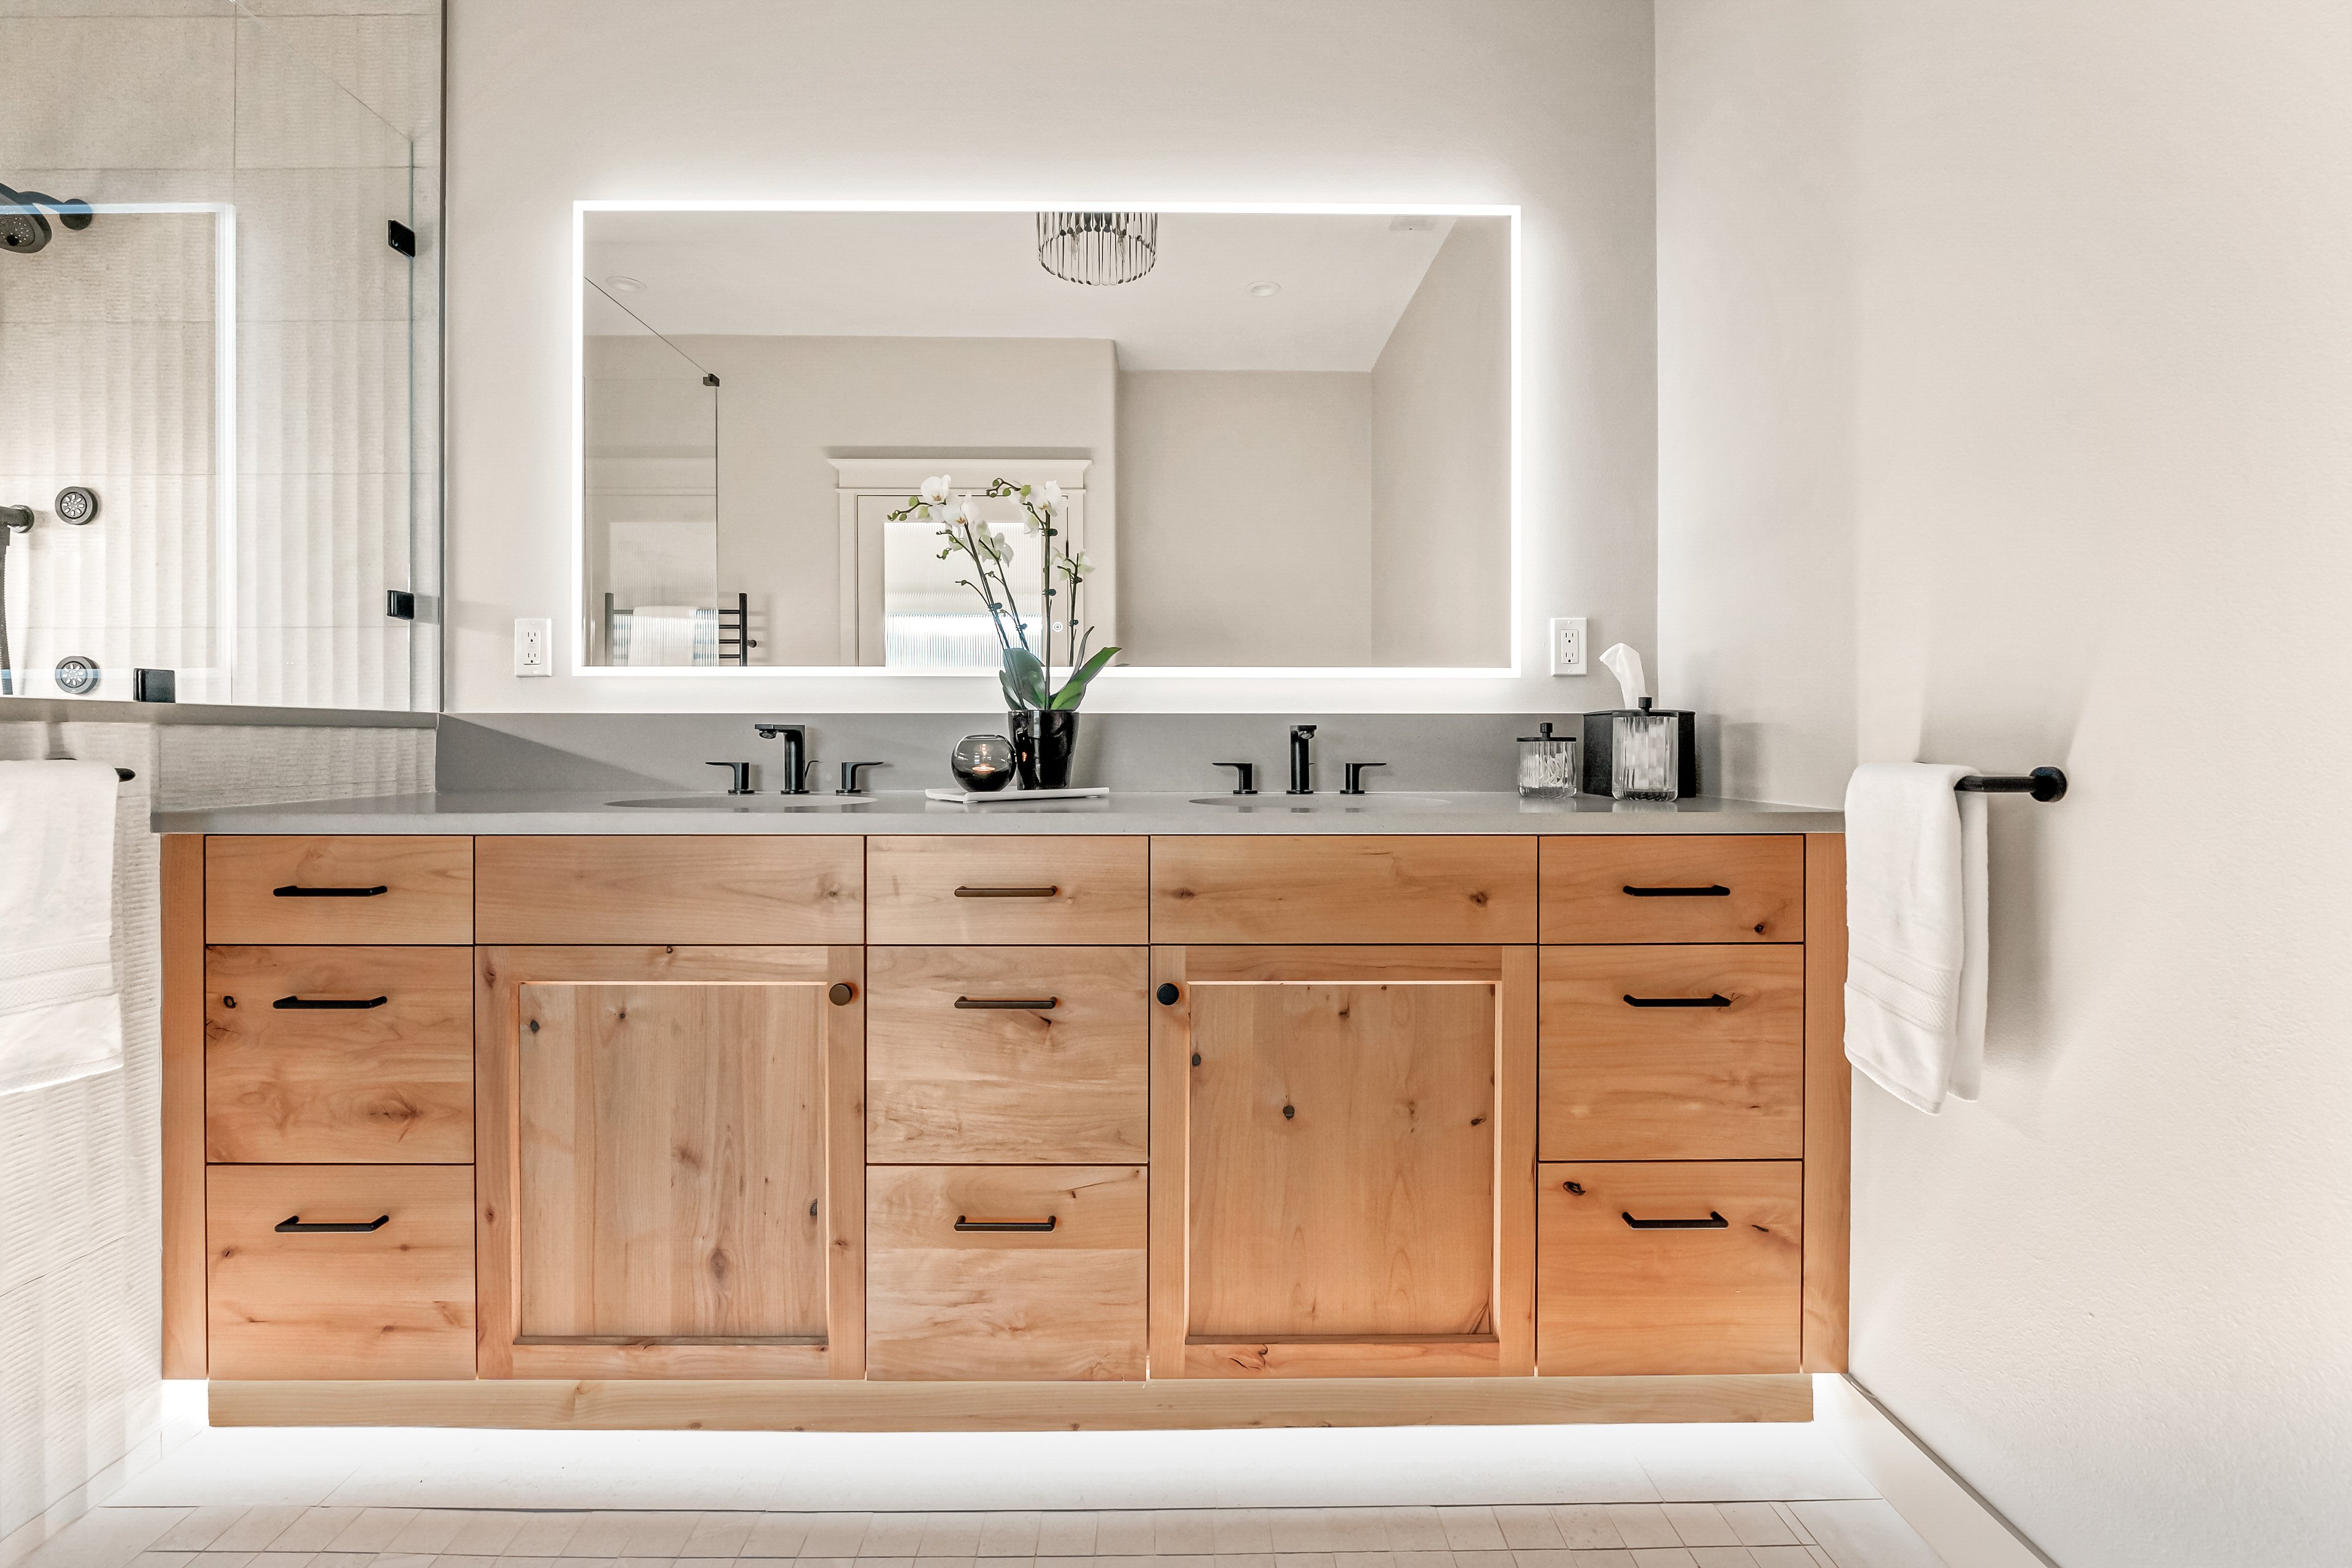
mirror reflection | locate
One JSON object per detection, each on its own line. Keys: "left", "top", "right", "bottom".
{"left": 581, "top": 208, "right": 1512, "bottom": 671}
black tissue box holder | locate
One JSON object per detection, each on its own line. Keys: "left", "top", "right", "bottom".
{"left": 1580, "top": 709, "right": 1698, "bottom": 799}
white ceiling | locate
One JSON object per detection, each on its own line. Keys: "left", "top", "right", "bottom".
{"left": 583, "top": 211, "right": 1480, "bottom": 371}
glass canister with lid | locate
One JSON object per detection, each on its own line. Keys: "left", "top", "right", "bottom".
{"left": 1516, "top": 721, "right": 1579, "bottom": 800}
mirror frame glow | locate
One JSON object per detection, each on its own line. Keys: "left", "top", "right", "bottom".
{"left": 571, "top": 199, "right": 1521, "bottom": 680}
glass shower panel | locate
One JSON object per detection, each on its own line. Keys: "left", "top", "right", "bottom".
{"left": 232, "top": 9, "right": 422, "bottom": 708}
{"left": 0, "top": 205, "right": 228, "bottom": 701}
{"left": 583, "top": 292, "right": 721, "bottom": 667}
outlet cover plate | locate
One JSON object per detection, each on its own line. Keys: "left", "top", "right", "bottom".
{"left": 1550, "top": 616, "right": 1588, "bottom": 676}
{"left": 514, "top": 617, "right": 552, "bottom": 677}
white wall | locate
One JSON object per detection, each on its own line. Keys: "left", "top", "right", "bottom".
{"left": 1656, "top": 5, "right": 2352, "bottom": 1564}
{"left": 443, "top": 0, "right": 1657, "bottom": 713}
{"left": 1369, "top": 218, "right": 1512, "bottom": 668}
{"left": 1118, "top": 370, "right": 1372, "bottom": 667}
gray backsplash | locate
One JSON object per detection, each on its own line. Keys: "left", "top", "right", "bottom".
{"left": 438, "top": 712, "right": 1611, "bottom": 797}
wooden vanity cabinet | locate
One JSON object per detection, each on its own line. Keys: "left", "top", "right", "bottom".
{"left": 473, "top": 944, "right": 866, "bottom": 1378}
{"left": 167, "top": 823, "right": 1847, "bottom": 1418}
{"left": 1149, "top": 941, "right": 1538, "bottom": 1378}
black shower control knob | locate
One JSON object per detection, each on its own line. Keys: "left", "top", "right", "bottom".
{"left": 1155, "top": 982, "right": 1179, "bottom": 1005}
{"left": 55, "top": 486, "right": 97, "bottom": 524}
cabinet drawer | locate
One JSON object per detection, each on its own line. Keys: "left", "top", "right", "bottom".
{"left": 868, "top": 946, "right": 1147, "bottom": 1163}
{"left": 474, "top": 835, "right": 861, "bottom": 944}
{"left": 1537, "top": 1161, "right": 1800, "bottom": 1375}
{"left": 207, "top": 836, "right": 472, "bottom": 945}
{"left": 867, "top": 1165, "right": 1147, "bottom": 1381}
{"left": 206, "top": 1163, "right": 475, "bottom": 1379}
{"left": 867, "top": 836, "right": 1146, "bottom": 944}
{"left": 1539, "top": 946, "right": 1803, "bottom": 1160}
{"left": 1151, "top": 836, "right": 1537, "bottom": 944}
{"left": 1540, "top": 836, "right": 1803, "bottom": 943}
{"left": 205, "top": 946, "right": 473, "bottom": 1163}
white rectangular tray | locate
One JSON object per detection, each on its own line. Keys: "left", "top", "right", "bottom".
{"left": 923, "top": 785, "right": 1110, "bottom": 804}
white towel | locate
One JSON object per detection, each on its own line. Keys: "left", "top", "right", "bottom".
{"left": 0, "top": 761, "right": 124, "bottom": 1095}
{"left": 1843, "top": 762, "right": 1988, "bottom": 1114}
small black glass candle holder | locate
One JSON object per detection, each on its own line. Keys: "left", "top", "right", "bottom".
{"left": 952, "top": 733, "right": 1015, "bottom": 793}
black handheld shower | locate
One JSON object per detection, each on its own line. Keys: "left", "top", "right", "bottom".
{"left": 0, "top": 182, "right": 94, "bottom": 256}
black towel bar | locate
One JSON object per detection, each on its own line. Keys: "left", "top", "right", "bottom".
{"left": 1955, "top": 766, "right": 2066, "bottom": 802}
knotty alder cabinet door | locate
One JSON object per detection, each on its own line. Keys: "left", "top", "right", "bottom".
{"left": 475, "top": 945, "right": 865, "bottom": 1378}
{"left": 1150, "top": 945, "right": 1537, "bottom": 1377}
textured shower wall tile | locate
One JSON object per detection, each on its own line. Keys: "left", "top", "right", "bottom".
{"left": 232, "top": 16, "right": 410, "bottom": 174}
{"left": 234, "top": 165, "right": 414, "bottom": 324}
{"left": 231, "top": 11, "right": 440, "bottom": 141}
{"left": 2, "top": 473, "right": 220, "bottom": 690}
{"left": 238, "top": 471, "right": 411, "bottom": 628}
{"left": 0, "top": 166, "right": 235, "bottom": 207}
{"left": 0, "top": 210, "right": 215, "bottom": 326}
{"left": 240, "top": 322, "right": 413, "bottom": 475}
{"left": 154, "top": 721, "right": 431, "bottom": 810}
{"left": 0, "top": 16, "right": 234, "bottom": 171}
{"left": 233, "top": 624, "right": 414, "bottom": 709}
{"left": 0, "top": 324, "right": 215, "bottom": 476}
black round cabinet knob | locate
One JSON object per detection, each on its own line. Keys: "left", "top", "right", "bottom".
{"left": 827, "top": 982, "right": 855, "bottom": 1006}
{"left": 1155, "top": 982, "right": 1179, "bottom": 1005}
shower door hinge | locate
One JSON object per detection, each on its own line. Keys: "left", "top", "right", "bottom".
{"left": 387, "top": 220, "right": 416, "bottom": 258}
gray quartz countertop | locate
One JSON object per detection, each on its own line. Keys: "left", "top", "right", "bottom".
{"left": 154, "top": 790, "right": 1841, "bottom": 835}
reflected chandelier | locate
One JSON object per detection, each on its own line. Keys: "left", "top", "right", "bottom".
{"left": 1035, "top": 211, "right": 1158, "bottom": 286}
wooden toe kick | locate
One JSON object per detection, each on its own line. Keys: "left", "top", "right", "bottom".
{"left": 206, "top": 1373, "right": 1813, "bottom": 1431}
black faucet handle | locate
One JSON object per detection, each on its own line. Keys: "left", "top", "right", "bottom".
{"left": 1341, "top": 762, "right": 1387, "bottom": 796}
{"left": 704, "top": 761, "right": 754, "bottom": 795}
{"left": 1291, "top": 722, "right": 1317, "bottom": 739}
{"left": 1214, "top": 762, "right": 1259, "bottom": 796}
{"left": 838, "top": 761, "right": 887, "bottom": 795}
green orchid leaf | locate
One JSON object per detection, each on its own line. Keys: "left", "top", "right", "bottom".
{"left": 1000, "top": 646, "right": 1050, "bottom": 709}
{"left": 1048, "top": 644, "right": 1120, "bottom": 710}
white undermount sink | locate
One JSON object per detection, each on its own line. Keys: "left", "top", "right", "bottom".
{"left": 606, "top": 795, "right": 876, "bottom": 810}
{"left": 1186, "top": 793, "right": 1455, "bottom": 812}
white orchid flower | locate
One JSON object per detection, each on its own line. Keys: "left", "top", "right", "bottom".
{"left": 1031, "top": 480, "right": 1064, "bottom": 514}
{"left": 920, "top": 474, "right": 954, "bottom": 506}
{"left": 1060, "top": 549, "right": 1094, "bottom": 582}
{"left": 957, "top": 495, "right": 987, "bottom": 528}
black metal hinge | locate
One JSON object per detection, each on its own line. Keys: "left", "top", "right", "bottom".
{"left": 387, "top": 219, "right": 416, "bottom": 257}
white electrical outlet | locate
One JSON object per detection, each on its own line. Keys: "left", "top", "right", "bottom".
{"left": 513, "top": 617, "right": 552, "bottom": 677}
{"left": 1549, "top": 616, "right": 1588, "bottom": 676}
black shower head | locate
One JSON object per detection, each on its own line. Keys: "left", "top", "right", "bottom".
{"left": 0, "top": 183, "right": 93, "bottom": 255}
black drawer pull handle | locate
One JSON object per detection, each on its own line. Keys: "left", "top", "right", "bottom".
{"left": 273, "top": 995, "right": 389, "bottom": 1011}
{"left": 1623, "top": 993, "right": 1733, "bottom": 1008}
{"left": 272, "top": 884, "right": 388, "bottom": 898}
{"left": 954, "top": 997, "right": 1058, "bottom": 1011}
{"left": 276, "top": 1214, "right": 390, "bottom": 1233}
{"left": 1622, "top": 884, "right": 1730, "bottom": 898}
{"left": 1622, "top": 1210, "right": 1728, "bottom": 1230}
{"left": 953, "top": 885, "right": 1059, "bottom": 898}
{"left": 954, "top": 1215, "right": 1057, "bottom": 1232}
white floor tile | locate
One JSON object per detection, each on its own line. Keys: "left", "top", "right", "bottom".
{"left": 1602, "top": 1511, "right": 1679, "bottom": 1551}
{"left": 1781, "top": 1504, "right": 1944, "bottom": 1568}
{"left": 1624, "top": 1431, "right": 1873, "bottom": 1507}
{"left": 1661, "top": 1509, "right": 1738, "bottom": 1549}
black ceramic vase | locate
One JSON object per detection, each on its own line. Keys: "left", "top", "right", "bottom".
{"left": 1009, "top": 708, "right": 1079, "bottom": 790}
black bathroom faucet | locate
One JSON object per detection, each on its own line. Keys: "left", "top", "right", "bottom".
{"left": 753, "top": 722, "right": 814, "bottom": 794}
{"left": 1287, "top": 724, "right": 1317, "bottom": 795}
